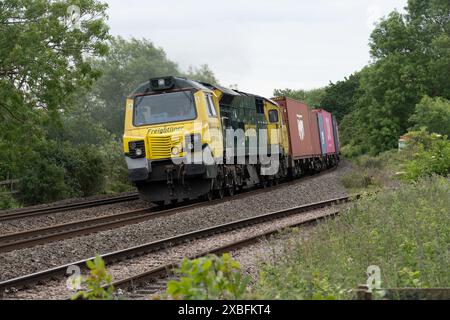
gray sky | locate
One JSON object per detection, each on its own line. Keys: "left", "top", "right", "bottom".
{"left": 106, "top": 0, "right": 407, "bottom": 97}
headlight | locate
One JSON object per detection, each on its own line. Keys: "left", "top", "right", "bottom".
{"left": 128, "top": 140, "right": 145, "bottom": 158}
{"left": 171, "top": 146, "right": 180, "bottom": 156}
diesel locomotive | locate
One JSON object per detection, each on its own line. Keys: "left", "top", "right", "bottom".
{"left": 123, "top": 76, "right": 340, "bottom": 205}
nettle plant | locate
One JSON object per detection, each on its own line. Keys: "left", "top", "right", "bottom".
{"left": 166, "top": 254, "right": 250, "bottom": 300}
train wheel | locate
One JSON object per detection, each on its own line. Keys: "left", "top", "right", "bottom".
{"left": 215, "top": 187, "right": 224, "bottom": 199}
{"left": 261, "top": 179, "right": 268, "bottom": 188}
{"left": 152, "top": 201, "right": 165, "bottom": 206}
{"left": 213, "top": 174, "right": 225, "bottom": 200}
{"left": 202, "top": 179, "right": 215, "bottom": 201}
{"left": 204, "top": 191, "right": 214, "bottom": 201}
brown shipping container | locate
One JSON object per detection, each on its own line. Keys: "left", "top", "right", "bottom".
{"left": 274, "top": 97, "right": 319, "bottom": 159}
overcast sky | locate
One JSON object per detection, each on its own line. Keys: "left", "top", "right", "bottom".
{"left": 105, "top": 0, "right": 407, "bottom": 97}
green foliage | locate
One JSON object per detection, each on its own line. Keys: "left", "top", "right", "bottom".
{"left": 340, "top": 171, "right": 378, "bottom": 190}
{"left": 320, "top": 73, "right": 362, "bottom": 121}
{"left": 186, "top": 64, "right": 218, "bottom": 84}
{"left": 17, "top": 141, "right": 107, "bottom": 205}
{"left": 166, "top": 254, "right": 250, "bottom": 300}
{"left": 0, "top": 0, "right": 109, "bottom": 121}
{"left": 341, "top": 150, "right": 406, "bottom": 194}
{"left": 355, "top": 154, "right": 383, "bottom": 169}
{"left": 397, "top": 268, "right": 422, "bottom": 288}
{"left": 273, "top": 88, "right": 326, "bottom": 108}
{"left": 19, "top": 156, "right": 71, "bottom": 205}
{"left": 254, "top": 177, "right": 450, "bottom": 299}
{"left": 409, "top": 96, "right": 450, "bottom": 137}
{"left": 0, "top": 0, "right": 113, "bottom": 207}
{"left": 341, "top": 1, "right": 450, "bottom": 155}
{"left": 402, "top": 130, "right": 450, "bottom": 181}
{"left": 72, "top": 255, "right": 114, "bottom": 300}
{"left": 0, "top": 190, "right": 19, "bottom": 209}
{"left": 60, "top": 144, "right": 107, "bottom": 197}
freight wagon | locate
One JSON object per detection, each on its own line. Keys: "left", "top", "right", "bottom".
{"left": 273, "top": 98, "right": 340, "bottom": 177}
{"left": 123, "top": 76, "right": 340, "bottom": 204}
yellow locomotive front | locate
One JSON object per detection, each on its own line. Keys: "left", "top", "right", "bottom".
{"left": 123, "top": 76, "right": 224, "bottom": 205}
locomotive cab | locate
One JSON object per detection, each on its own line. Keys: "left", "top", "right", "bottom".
{"left": 123, "top": 76, "right": 224, "bottom": 204}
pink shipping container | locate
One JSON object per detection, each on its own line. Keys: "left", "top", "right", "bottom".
{"left": 316, "top": 109, "right": 336, "bottom": 154}
{"left": 274, "top": 97, "right": 321, "bottom": 159}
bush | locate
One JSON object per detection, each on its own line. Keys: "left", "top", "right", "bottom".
{"left": 402, "top": 130, "right": 450, "bottom": 181}
{"left": 19, "top": 158, "right": 71, "bottom": 205}
{"left": 100, "top": 140, "right": 134, "bottom": 194}
{"left": 356, "top": 155, "right": 383, "bottom": 169}
{"left": 409, "top": 96, "right": 450, "bottom": 137}
{"left": 0, "top": 190, "right": 19, "bottom": 210}
{"left": 340, "top": 171, "right": 378, "bottom": 190}
{"left": 253, "top": 176, "right": 450, "bottom": 299}
{"left": 60, "top": 144, "right": 106, "bottom": 197}
{"left": 166, "top": 254, "right": 250, "bottom": 300}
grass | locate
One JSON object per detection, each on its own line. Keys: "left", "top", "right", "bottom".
{"left": 339, "top": 149, "right": 411, "bottom": 194}
{"left": 341, "top": 131, "right": 450, "bottom": 194}
{"left": 252, "top": 176, "right": 450, "bottom": 299}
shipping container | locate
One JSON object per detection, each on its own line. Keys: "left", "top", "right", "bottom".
{"left": 274, "top": 97, "right": 319, "bottom": 159}
{"left": 315, "top": 111, "right": 327, "bottom": 155}
{"left": 314, "top": 109, "right": 336, "bottom": 154}
{"left": 332, "top": 115, "right": 340, "bottom": 154}
{"left": 309, "top": 111, "right": 322, "bottom": 156}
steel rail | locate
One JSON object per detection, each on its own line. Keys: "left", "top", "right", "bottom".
{"left": 0, "top": 193, "right": 140, "bottom": 222}
{"left": 111, "top": 208, "right": 341, "bottom": 292}
{"left": 0, "top": 194, "right": 352, "bottom": 293}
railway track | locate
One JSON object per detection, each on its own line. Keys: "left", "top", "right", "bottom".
{"left": 111, "top": 209, "right": 344, "bottom": 296}
{"left": 0, "top": 167, "right": 339, "bottom": 253}
{"left": 0, "top": 194, "right": 353, "bottom": 296}
{"left": 0, "top": 193, "right": 140, "bottom": 222}
{"left": 0, "top": 165, "right": 339, "bottom": 223}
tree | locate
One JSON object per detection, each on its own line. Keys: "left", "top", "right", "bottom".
{"left": 0, "top": 0, "right": 109, "bottom": 121}
{"left": 273, "top": 87, "right": 326, "bottom": 108}
{"left": 343, "top": 0, "right": 450, "bottom": 155}
{"left": 319, "top": 73, "right": 361, "bottom": 122}
{"left": 0, "top": 0, "right": 110, "bottom": 206}
{"left": 186, "top": 64, "right": 218, "bottom": 84}
{"left": 409, "top": 96, "right": 450, "bottom": 137}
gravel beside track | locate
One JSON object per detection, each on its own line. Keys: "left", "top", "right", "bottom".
{"left": 125, "top": 225, "right": 319, "bottom": 300}
{"left": 231, "top": 225, "right": 317, "bottom": 282}
{"left": 4, "top": 206, "right": 340, "bottom": 299}
{"left": 0, "top": 162, "right": 350, "bottom": 283}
